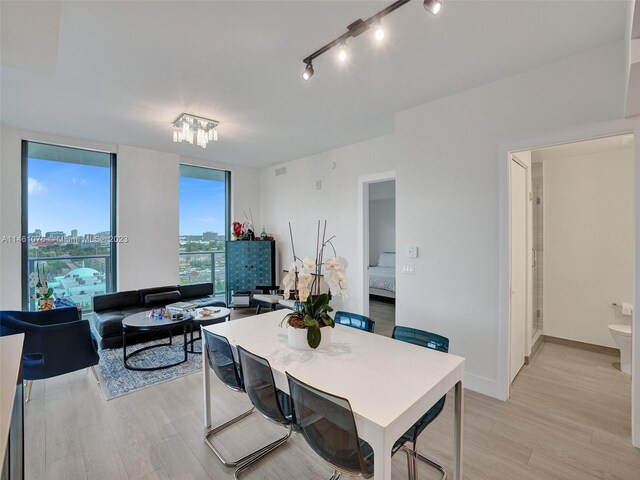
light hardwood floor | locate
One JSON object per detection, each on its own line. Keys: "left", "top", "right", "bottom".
{"left": 369, "top": 297, "right": 395, "bottom": 337}
{"left": 25, "top": 331, "right": 639, "bottom": 479}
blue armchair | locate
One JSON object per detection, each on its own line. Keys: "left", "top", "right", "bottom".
{"left": 0, "top": 307, "right": 100, "bottom": 401}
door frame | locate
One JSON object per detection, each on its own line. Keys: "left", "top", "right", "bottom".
{"left": 358, "top": 171, "right": 396, "bottom": 316}
{"left": 498, "top": 118, "right": 640, "bottom": 448}
{"left": 509, "top": 154, "right": 530, "bottom": 383}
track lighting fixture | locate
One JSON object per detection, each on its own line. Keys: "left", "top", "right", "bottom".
{"left": 301, "top": 0, "right": 442, "bottom": 80}
{"left": 302, "top": 63, "right": 314, "bottom": 81}
{"left": 423, "top": 0, "right": 442, "bottom": 16}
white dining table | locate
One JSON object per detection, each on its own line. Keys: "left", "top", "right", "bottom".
{"left": 201, "top": 310, "right": 465, "bottom": 480}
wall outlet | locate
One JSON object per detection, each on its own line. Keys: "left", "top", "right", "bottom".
{"left": 401, "top": 263, "right": 415, "bottom": 274}
{"left": 407, "top": 245, "right": 418, "bottom": 258}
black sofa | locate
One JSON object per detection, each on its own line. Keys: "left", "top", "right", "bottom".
{"left": 91, "top": 283, "right": 224, "bottom": 349}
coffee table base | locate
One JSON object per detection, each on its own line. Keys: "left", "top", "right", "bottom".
{"left": 123, "top": 326, "right": 188, "bottom": 371}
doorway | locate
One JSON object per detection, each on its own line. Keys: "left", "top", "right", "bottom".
{"left": 360, "top": 172, "right": 396, "bottom": 337}
{"left": 508, "top": 134, "right": 635, "bottom": 438}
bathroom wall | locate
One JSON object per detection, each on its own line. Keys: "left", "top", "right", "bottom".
{"left": 542, "top": 147, "right": 633, "bottom": 348}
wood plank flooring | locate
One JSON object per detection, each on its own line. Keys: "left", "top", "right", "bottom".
{"left": 25, "top": 324, "right": 639, "bottom": 479}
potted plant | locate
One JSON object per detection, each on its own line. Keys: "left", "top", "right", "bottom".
{"left": 29, "top": 265, "right": 54, "bottom": 310}
{"left": 281, "top": 221, "right": 350, "bottom": 350}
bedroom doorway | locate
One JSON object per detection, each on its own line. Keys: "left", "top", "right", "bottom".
{"left": 366, "top": 179, "right": 396, "bottom": 337}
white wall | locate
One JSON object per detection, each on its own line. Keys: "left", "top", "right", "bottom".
{"left": 260, "top": 133, "right": 399, "bottom": 313}
{"left": 260, "top": 41, "right": 626, "bottom": 397}
{"left": 117, "top": 145, "right": 180, "bottom": 290}
{"left": 543, "top": 148, "right": 634, "bottom": 348}
{"left": 368, "top": 182, "right": 396, "bottom": 266}
{"left": 0, "top": 126, "right": 261, "bottom": 304}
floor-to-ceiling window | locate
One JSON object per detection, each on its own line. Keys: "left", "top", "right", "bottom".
{"left": 179, "top": 165, "right": 229, "bottom": 294}
{"left": 22, "top": 141, "right": 117, "bottom": 313}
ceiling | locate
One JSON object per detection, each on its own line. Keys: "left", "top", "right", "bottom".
{"left": 531, "top": 134, "right": 634, "bottom": 163}
{"left": 0, "top": 1, "right": 630, "bottom": 168}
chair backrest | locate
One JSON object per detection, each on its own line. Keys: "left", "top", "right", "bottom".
{"left": 286, "top": 373, "right": 373, "bottom": 478}
{"left": 392, "top": 326, "right": 449, "bottom": 353}
{"left": 334, "top": 311, "right": 375, "bottom": 333}
{"left": 202, "top": 330, "right": 243, "bottom": 392}
{"left": 237, "top": 346, "right": 289, "bottom": 425}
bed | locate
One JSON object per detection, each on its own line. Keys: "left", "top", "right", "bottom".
{"left": 369, "top": 252, "right": 396, "bottom": 299}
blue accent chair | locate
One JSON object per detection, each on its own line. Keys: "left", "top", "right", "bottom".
{"left": 0, "top": 307, "right": 100, "bottom": 401}
{"left": 334, "top": 311, "right": 375, "bottom": 333}
{"left": 392, "top": 326, "right": 449, "bottom": 480}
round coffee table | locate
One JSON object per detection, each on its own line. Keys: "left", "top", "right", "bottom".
{"left": 187, "top": 307, "right": 231, "bottom": 354}
{"left": 122, "top": 311, "right": 189, "bottom": 371}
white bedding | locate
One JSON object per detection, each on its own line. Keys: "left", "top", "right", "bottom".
{"left": 369, "top": 266, "right": 396, "bottom": 292}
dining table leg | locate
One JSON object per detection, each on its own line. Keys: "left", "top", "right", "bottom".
{"left": 202, "top": 333, "right": 211, "bottom": 428}
{"left": 454, "top": 380, "right": 464, "bottom": 480}
{"left": 371, "top": 433, "right": 393, "bottom": 480}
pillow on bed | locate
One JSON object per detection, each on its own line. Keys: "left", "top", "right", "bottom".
{"left": 377, "top": 252, "right": 396, "bottom": 268}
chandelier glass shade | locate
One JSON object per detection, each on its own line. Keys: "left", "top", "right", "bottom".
{"left": 172, "top": 113, "right": 219, "bottom": 149}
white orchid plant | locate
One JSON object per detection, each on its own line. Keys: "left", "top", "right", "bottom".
{"left": 29, "top": 265, "right": 54, "bottom": 309}
{"left": 281, "top": 221, "right": 350, "bottom": 348}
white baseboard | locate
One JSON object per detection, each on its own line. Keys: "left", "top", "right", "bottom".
{"left": 463, "top": 372, "right": 506, "bottom": 400}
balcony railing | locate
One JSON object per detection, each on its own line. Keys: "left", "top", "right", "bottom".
{"left": 26, "top": 254, "right": 112, "bottom": 314}
{"left": 179, "top": 250, "right": 226, "bottom": 294}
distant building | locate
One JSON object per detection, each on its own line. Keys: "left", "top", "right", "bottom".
{"left": 45, "top": 231, "right": 65, "bottom": 241}
{"left": 34, "top": 229, "right": 42, "bottom": 237}
{"left": 203, "top": 231, "right": 219, "bottom": 241}
{"left": 71, "top": 229, "right": 78, "bottom": 237}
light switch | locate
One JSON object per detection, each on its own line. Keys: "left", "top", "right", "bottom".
{"left": 407, "top": 245, "right": 418, "bottom": 258}
{"left": 315, "top": 180, "right": 322, "bottom": 190}
{"left": 401, "top": 263, "right": 415, "bottom": 275}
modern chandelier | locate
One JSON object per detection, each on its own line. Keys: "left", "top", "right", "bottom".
{"left": 301, "top": 0, "right": 442, "bottom": 81}
{"left": 172, "top": 113, "right": 219, "bottom": 149}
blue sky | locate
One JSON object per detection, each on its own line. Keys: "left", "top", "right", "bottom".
{"left": 28, "top": 158, "right": 226, "bottom": 236}
{"left": 28, "top": 158, "right": 111, "bottom": 234}
{"left": 179, "top": 176, "right": 226, "bottom": 235}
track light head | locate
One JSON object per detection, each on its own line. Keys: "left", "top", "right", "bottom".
{"left": 338, "top": 43, "right": 348, "bottom": 62}
{"left": 302, "top": 63, "right": 314, "bottom": 81}
{"left": 373, "top": 22, "right": 385, "bottom": 42}
{"left": 424, "top": 0, "right": 442, "bottom": 16}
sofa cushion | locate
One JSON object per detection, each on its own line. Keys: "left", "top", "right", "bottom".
{"left": 180, "top": 283, "right": 213, "bottom": 299}
{"left": 137, "top": 286, "right": 179, "bottom": 306}
{"left": 92, "top": 306, "right": 147, "bottom": 337}
{"left": 93, "top": 290, "right": 139, "bottom": 312}
{"left": 144, "top": 290, "right": 181, "bottom": 306}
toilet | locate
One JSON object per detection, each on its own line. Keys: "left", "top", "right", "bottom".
{"left": 608, "top": 324, "right": 632, "bottom": 375}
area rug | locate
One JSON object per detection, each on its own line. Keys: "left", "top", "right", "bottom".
{"left": 96, "top": 336, "right": 203, "bottom": 400}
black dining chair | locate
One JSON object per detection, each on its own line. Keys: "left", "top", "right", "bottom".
{"left": 334, "top": 311, "right": 375, "bottom": 333}
{"left": 392, "top": 326, "right": 449, "bottom": 480}
{"left": 233, "top": 346, "right": 293, "bottom": 479}
{"left": 202, "top": 330, "right": 279, "bottom": 468}
{"left": 286, "top": 372, "right": 374, "bottom": 479}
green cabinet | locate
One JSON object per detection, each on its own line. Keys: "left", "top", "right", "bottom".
{"left": 226, "top": 241, "right": 275, "bottom": 302}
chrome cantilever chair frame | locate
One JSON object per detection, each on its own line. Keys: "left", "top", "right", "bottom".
{"left": 233, "top": 345, "right": 294, "bottom": 479}
{"left": 392, "top": 325, "right": 449, "bottom": 480}
{"left": 202, "top": 330, "right": 281, "bottom": 468}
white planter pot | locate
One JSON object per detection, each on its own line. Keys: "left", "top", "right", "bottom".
{"left": 287, "top": 326, "right": 333, "bottom": 350}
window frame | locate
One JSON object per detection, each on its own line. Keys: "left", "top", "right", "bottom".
{"left": 21, "top": 140, "right": 117, "bottom": 310}
{"left": 178, "top": 164, "right": 231, "bottom": 293}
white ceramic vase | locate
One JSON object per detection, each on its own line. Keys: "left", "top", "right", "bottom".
{"left": 287, "top": 326, "right": 333, "bottom": 350}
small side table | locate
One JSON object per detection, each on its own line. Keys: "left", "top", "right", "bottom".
{"left": 122, "top": 312, "right": 189, "bottom": 371}
{"left": 187, "top": 307, "right": 231, "bottom": 354}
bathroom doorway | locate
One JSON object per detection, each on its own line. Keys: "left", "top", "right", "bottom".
{"left": 509, "top": 134, "right": 634, "bottom": 372}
